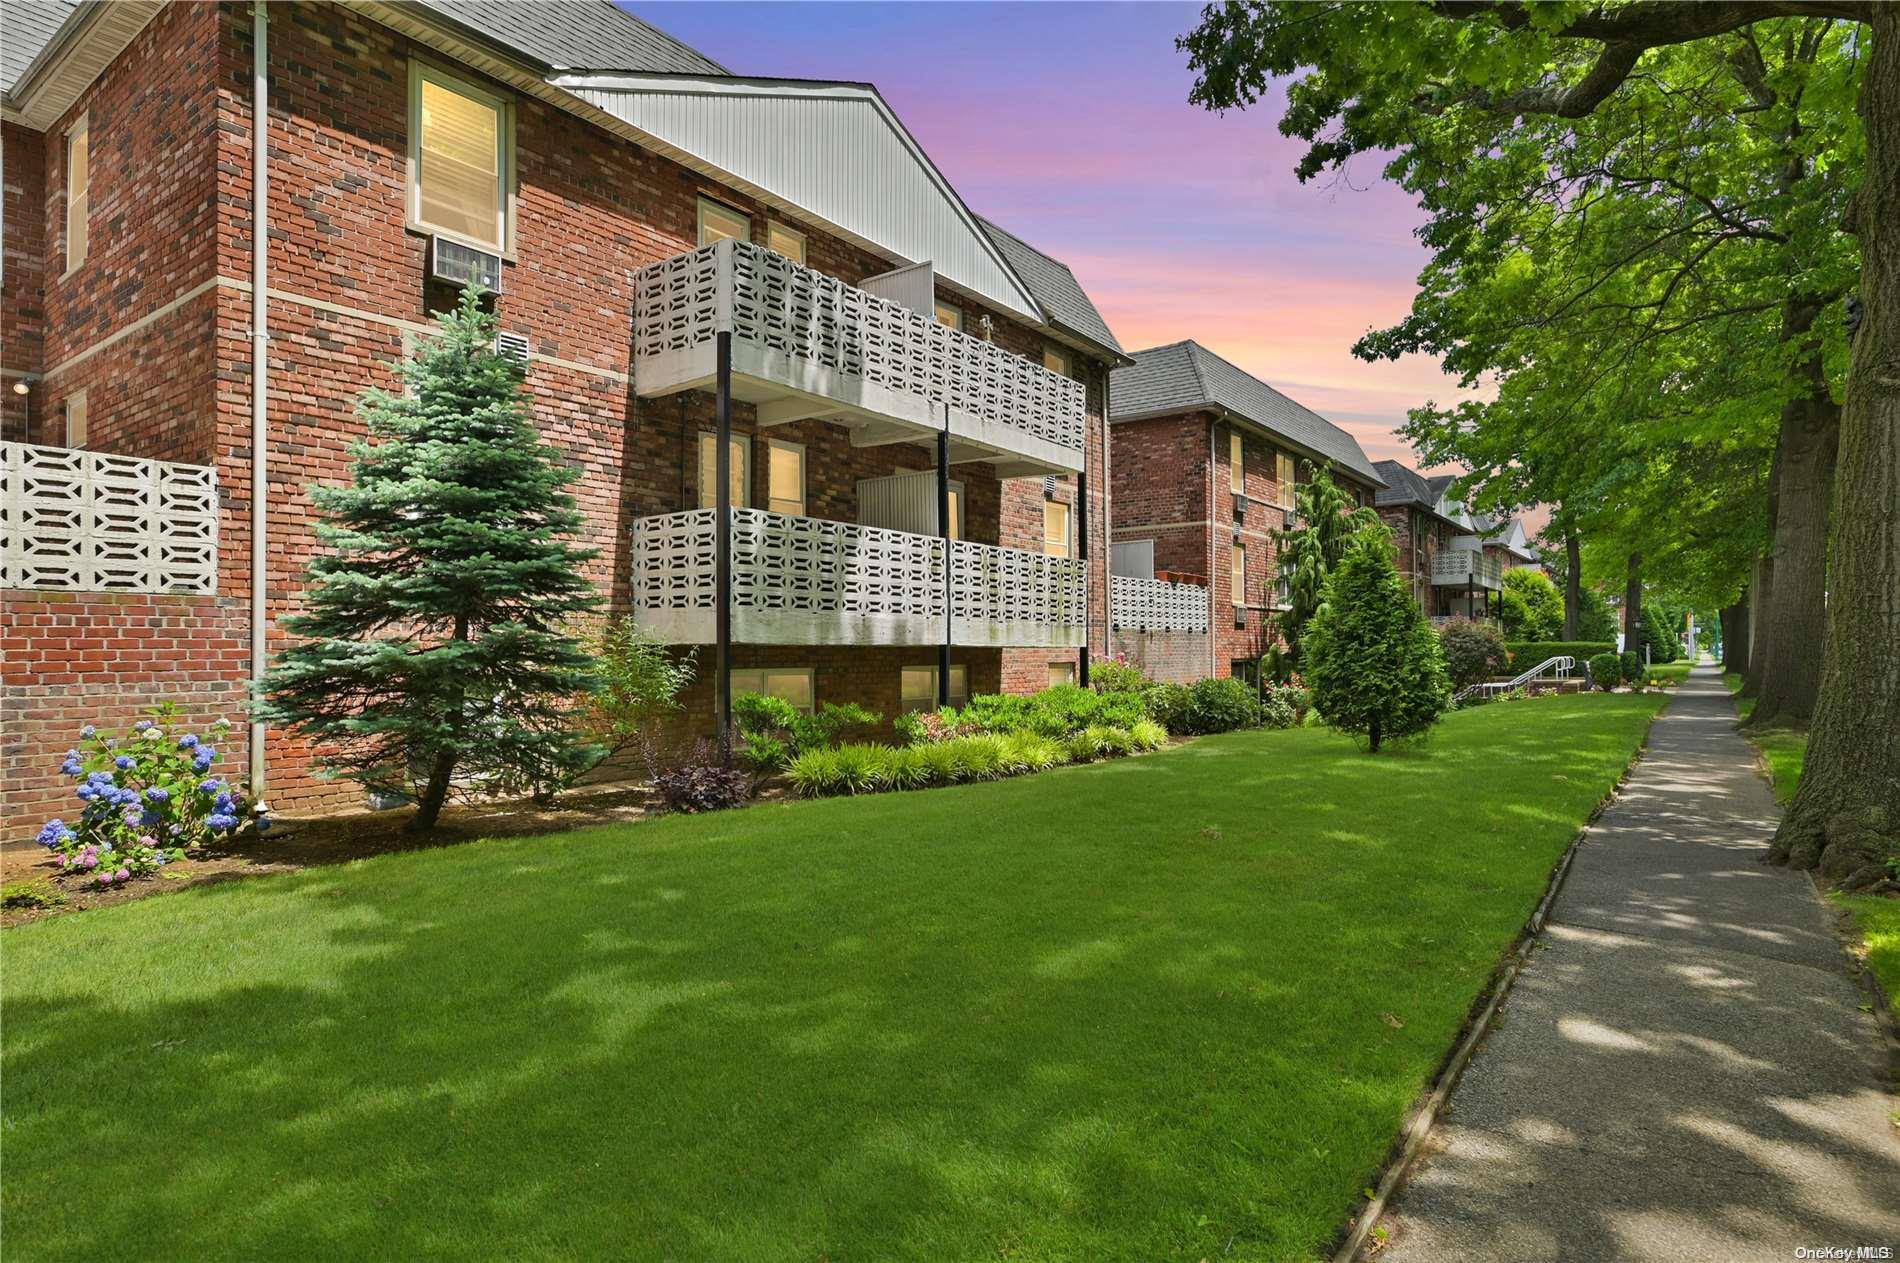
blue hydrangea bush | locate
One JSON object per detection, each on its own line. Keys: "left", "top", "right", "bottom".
{"left": 34, "top": 704, "right": 267, "bottom": 888}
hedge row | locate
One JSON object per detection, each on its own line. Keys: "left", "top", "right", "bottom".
{"left": 1506, "top": 641, "right": 1615, "bottom": 668}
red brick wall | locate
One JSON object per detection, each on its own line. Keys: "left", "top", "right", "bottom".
{"left": 3, "top": 590, "right": 251, "bottom": 832}
{"left": 2, "top": 123, "right": 48, "bottom": 442}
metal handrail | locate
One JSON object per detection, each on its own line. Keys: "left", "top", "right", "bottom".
{"left": 1452, "top": 655, "right": 1577, "bottom": 706}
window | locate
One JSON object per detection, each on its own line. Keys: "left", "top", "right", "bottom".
{"left": 766, "top": 439, "right": 805, "bottom": 516}
{"left": 935, "top": 301, "right": 962, "bottom": 331}
{"left": 64, "top": 114, "right": 89, "bottom": 273}
{"left": 901, "top": 665, "right": 969, "bottom": 712}
{"left": 1231, "top": 541, "right": 1247, "bottom": 607}
{"left": 410, "top": 65, "right": 510, "bottom": 252}
{"left": 944, "top": 486, "right": 963, "bottom": 540}
{"left": 698, "top": 198, "right": 750, "bottom": 247}
{"left": 729, "top": 668, "right": 814, "bottom": 714}
{"left": 1231, "top": 659, "right": 1260, "bottom": 687}
{"left": 696, "top": 431, "right": 751, "bottom": 509}
{"left": 1042, "top": 344, "right": 1072, "bottom": 378}
{"left": 1048, "top": 662, "right": 1076, "bottom": 688}
{"left": 1230, "top": 431, "right": 1245, "bottom": 495}
{"left": 765, "top": 221, "right": 805, "bottom": 263}
{"left": 64, "top": 389, "right": 88, "bottom": 449}
{"left": 1275, "top": 452, "right": 1297, "bottom": 507}
{"left": 1042, "top": 499, "right": 1071, "bottom": 559}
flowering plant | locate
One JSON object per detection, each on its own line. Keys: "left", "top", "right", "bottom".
{"left": 35, "top": 705, "right": 267, "bottom": 888}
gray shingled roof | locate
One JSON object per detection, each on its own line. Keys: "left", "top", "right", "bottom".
{"left": 413, "top": 1, "right": 726, "bottom": 74}
{"left": 1373, "top": 459, "right": 1437, "bottom": 509}
{"left": 1111, "top": 341, "right": 1383, "bottom": 487}
{"left": 1, "top": 0, "right": 78, "bottom": 95}
{"left": 976, "top": 217, "right": 1125, "bottom": 362}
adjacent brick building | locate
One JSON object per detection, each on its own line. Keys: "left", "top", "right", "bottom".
{"left": 1, "top": 0, "right": 1128, "bottom": 828}
{"left": 1106, "top": 340, "right": 1383, "bottom": 682}
{"left": 1372, "top": 460, "right": 1537, "bottom": 622}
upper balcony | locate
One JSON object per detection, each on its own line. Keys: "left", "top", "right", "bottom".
{"left": 632, "top": 508, "right": 1087, "bottom": 649}
{"left": 633, "top": 239, "right": 1087, "bottom": 477}
{"left": 1431, "top": 549, "right": 1503, "bottom": 590}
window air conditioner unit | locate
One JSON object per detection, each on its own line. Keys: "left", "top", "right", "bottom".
{"left": 1233, "top": 491, "right": 1250, "bottom": 518}
{"left": 429, "top": 235, "right": 502, "bottom": 294}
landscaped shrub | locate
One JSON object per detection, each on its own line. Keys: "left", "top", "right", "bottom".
{"left": 571, "top": 617, "right": 693, "bottom": 778}
{"left": 1089, "top": 659, "right": 1149, "bottom": 694}
{"left": 733, "top": 694, "right": 883, "bottom": 770}
{"left": 785, "top": 720, "right": 1160, "bottom": 798}
{"left": 35, "top": 707, "right": 262, "bottom": 888}
{"left": 1619, "top": 649, "right": 1642, "bottom": 683}
{"left": 892, "top": 709, "right": 982, "bottom": 747}
{"left": 1505, "top": 641, "right": 1616, "bottom": 669}
{"left": 1500, "top": 569, "right": 1564, "bottom": 641}
{"left": 1641, "top": 604, "right": 1680, "bottom": 664}
{"left": 1258, "top": 683, "right": 1303, "bottom": 729}
{"left": 1441, "top": 618, "right": 1512, "bottom": 688}
{"left": 1129, "top": 719, "right": 1169, "bottom": 750}
{"left": 1140, "top": 681, "right": 1192, "bottom": 731}
{"left": 1170, "top": 676, "right": 1264, "bottom": 735}
{"left": 646, "top": 739, "right": 752, "bottom": 813}
{"left": 953, "top": 684, "right": 1147, "bottom": 739}
{"left": 1303, "top": 529, "right": 1451, "bottom": 751}
{"left": 1588, "top": 652, "right": 1622, "bottom": 690}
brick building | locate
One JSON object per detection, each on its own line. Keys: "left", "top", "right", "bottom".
{"left": 1, "top": 0, "right": 1128, "bottom": 828}
{"left": 1371, "top": 460, "right": 1537, "bottom": 622}
{"left": 1105, "top": 340, "right": 1383, "bottom": 683}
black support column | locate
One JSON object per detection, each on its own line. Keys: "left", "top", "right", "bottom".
{"left": 715, "top": 331, "right": 734, "bottom": 762}
{"left": 1076, "top": 466, "right": 1090, "bottom": 688}
{"left": 937, "top": 427, "right": 952, "bottom": 708}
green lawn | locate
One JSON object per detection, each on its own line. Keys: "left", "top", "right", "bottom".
{"left": 1644, "top": 661, "right": 1693, "bottom": 686}
{"left": 4, "top": 694, "right": 1664, "bottom": 1262}
{"left": 1836, "top": 894, "right": 1900, "bottom": 1009}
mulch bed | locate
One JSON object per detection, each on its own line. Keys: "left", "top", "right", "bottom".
{"left": 1, "top": 778, "right": 717, "bottom": 927}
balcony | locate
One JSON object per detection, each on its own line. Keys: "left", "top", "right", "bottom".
{"left": 1431, "top": 549, "right": 1503, "bottom": 590}
{"left": 1111, "top": 575, "right": 1210, "bottom": 634}
{"left": 2, "top": 441, "right": 217, "bottom": 594}
{"left": 633, "top": 240, "right": 1087, "bottom": 477}
{"left": 632, "top": 508, "right": 1087, "bottom": 648}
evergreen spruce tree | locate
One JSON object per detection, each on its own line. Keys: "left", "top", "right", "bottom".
{"left": 1304, "top": 528, "right": 1451, "bottom": 752}
{"left": 255, "top": 288, "right": 601, "bottom": 829}
{"left": 1266, "top": 463, "right": 1380, "bottom": 680}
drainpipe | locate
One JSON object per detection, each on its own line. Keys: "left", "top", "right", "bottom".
{"left": 248, "top": 3, "right": 269, "bottom": 798}
{"left": 1207, "top": 421, "right": 1218, "bottom": 679}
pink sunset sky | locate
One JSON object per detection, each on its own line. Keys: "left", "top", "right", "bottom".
{"left": 633, "top": 0, "right": 1477, "bottom": 472}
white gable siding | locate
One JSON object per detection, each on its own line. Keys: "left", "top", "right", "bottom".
{"left": 556, "top": 75, "right": 1041, "bottom": 323}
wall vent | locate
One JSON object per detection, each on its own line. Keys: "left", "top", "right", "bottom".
{"left": 495, "top": 331, "right": 530, "bottom": 365}
{"left": 1041, "top": 474, "right": 1058, "bottom": 499}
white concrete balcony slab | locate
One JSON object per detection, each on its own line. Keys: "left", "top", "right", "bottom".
{"left": 1431, "top": 549, "right": 1503, "bottom": 590}
{"left": 632, "top": 508, "right": 1086, "bottom": 648}
{"left": 633, "top": 240, "right": 1087, "bottom": 477}
{"left": 1110, "top": 575, "right": 1210, "bottom": 633}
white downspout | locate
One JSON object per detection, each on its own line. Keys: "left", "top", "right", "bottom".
{"left": 1207, "top": 420, "right": 1219, "bottom": 679}
{"left": 249, "top": 3, "right": 269, "bottom": 797}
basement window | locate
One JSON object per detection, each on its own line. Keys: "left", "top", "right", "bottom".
{"left": 901, "top": 665, "right": 968, "bottom": 712}
{"left": 1048, "top": 662, "right": 1076, "bottom": 688}
{"left": 409, "top": 63, "right": 511, "bottom": 252}
{"left": 64, "top": 114, "right": 89, "bottom": 274}
{"left": 730, "top": 668, "right": 814, "bottom": 714}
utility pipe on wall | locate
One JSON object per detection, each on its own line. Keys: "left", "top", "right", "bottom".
{"left": 248, "top": 3, "right": 269, "bottom": 797}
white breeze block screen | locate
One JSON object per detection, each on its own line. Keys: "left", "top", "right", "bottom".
{"left": 2, "top": 441, "right": 218, "bottom": 594}
{"left": 1111, "top": 575, "right": 1210, "bottom": 634}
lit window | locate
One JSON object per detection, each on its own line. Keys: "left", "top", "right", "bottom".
{"left": 698, "top": 198, "right": 750, "bottom": 247}
{"left": 1048, "top": 662, "right": 1076, "bottom": 688}
{"left": 935, "top": 301, "right": 962, "bottom": 331}
{"left": 766, "top": 221, "right": 806, "bottom": 263}
{"left": 1043, "top": 345, "right": 1072, "bottom": 377}
{"left": 767, "top": 439, "right": 805, "bottom": 516}
{"left": 64, "top": 389, "right": 88, "bottom": 449}
{"left": 1276, "top": 453, "right": 1297, "bottom": 506}
{"left": 696, "top": 431, "right": 751, "bottom": 509}
{"left": 944, "top": 486, "right": 962, "bottom": 540}
{"left": 1042, "top": 499, "right": 1071, "bottom": 558}
{"left": 729, "top": 668, "right": 814, "bottom": 714}
{"left": 64, "top": 114, "right": 89, "bottom": 273}
{"left": 1230, "top": 431, "right": 1245, "bottom": 494}
{"left": 411, "top": 65, "right": 509, "bottom": 252}
{"left": 1231, "top": 542, "right": 1246, "bottom": 607}
{"left": 901, "top": 665, "right": 968, "bottom": 712}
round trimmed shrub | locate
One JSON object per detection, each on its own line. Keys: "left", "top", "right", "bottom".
{"left": 1619, "top": 649, "right": 1642, "bottom": 684}
{"left": 1171, "top": 677, "right": 1264, "bottom": 735}
{"left": 1439, "top": 618, "right": 1511, "bottom": 689}
{"left": 1589, "top": 652, "right": 1622, "bottom": 691}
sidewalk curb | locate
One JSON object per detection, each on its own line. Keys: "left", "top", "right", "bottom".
{"left": 1329, "top": 695, "right": 1667, "bottom": 1263}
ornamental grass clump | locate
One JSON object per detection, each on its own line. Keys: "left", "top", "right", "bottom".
{"left": 35, "top": 705, "right": 263, "bottom": 887}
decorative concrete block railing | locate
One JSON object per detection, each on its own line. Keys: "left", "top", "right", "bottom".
{"left": 1430, "top": 549, "right": 1503, "bottom": 589}
{"left": 1, "top": 441, "right": 217, "bottom": 594}
{"left": 633, "top": 240, "right": 1086, "bottom": 471}
{"left": 1110, "top": 574, "right": 1210, "bottom": 634}
{"left": 631, "top": 508, "right": 1085, "bottom": 648}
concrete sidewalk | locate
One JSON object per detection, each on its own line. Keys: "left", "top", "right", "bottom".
{"left": 1383, "top": 667, "right": 1900, "bottom": 1262}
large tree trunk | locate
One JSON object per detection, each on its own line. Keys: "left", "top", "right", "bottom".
{"left": 1563, "top": 532, "right": 1581, "bottom": 640}
{"left": 1720, "top": 596, "right": 1748, "bottom": 677}
{"left": 1741, "top": 549, "right": 1772, "bottom": 697}
{"left": 1744, "top": 300, "right": 1840, "bottom": 731}
{"left": 1771, "top": 7, "right": 1900, "bottom": 889}
{"left": 1622, "top": 552, "right": 1642, "bottom": 650}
